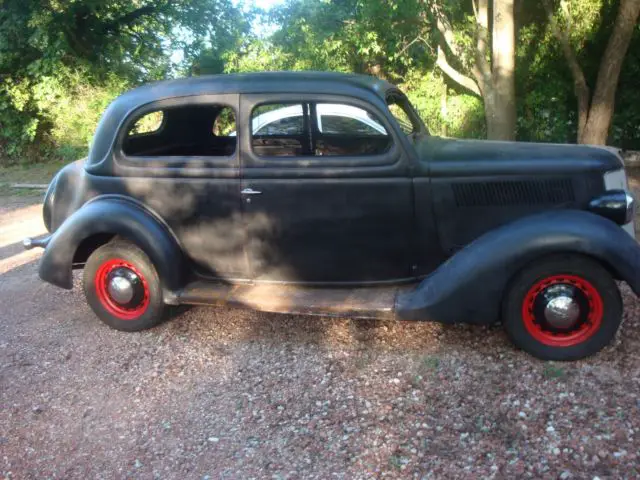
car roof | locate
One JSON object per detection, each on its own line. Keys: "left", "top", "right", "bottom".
{"left": 120, "top": 72, "right": 397, "bottom": 101}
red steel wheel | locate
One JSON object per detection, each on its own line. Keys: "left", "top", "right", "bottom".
{"left": 521, "top": 275, "right": 603, "bottom": 347}
{"left": 503, "top": 255, "right": 623, "bottom": 361}
{"left": 84, "top": 240, "right": 168, "bottom": 331}
{"left": 94, "top": 258, "right": 150, "bottom": 320}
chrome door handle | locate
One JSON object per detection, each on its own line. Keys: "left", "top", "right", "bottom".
{"left": 241, "top": 188, "right": 262, "bottom": 195}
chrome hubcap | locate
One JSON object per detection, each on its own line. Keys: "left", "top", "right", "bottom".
{"left": 544, "top": 295, "right": 581, "bottom": 328}
{"left": 107, "top": 275, "right": 135, "bottom": 304}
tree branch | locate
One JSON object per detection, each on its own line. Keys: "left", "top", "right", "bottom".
{"left": 428, "top": 3, "right": 464, "bottom": 59}
{"left": 437, "top": 46, "right": 481, "bottom": 97}
{"left": 103, "top": 2, "right": 172, "bottom": 34}
{"left": 542, "top": 0, "right": 590, "bottom": 140}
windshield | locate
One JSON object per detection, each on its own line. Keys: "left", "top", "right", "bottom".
{"left": 386, "top": 92, "right": 426, "bottom": 136}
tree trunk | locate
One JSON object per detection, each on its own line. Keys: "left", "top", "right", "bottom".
{"left": 490, "top": 0, "right": 516, "bottom": 140}
{"left": 431, "top": 0, "right": 517, "bottom": 140}
{"left": 484, "top": 88, "right": 516, "bottom": 140}
{"left": 580, "top": 0, "right": 640, "bottom": 145}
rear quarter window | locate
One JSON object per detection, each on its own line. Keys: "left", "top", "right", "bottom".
{"left": 122, "top": 105, "right": 237, "bottom": 158}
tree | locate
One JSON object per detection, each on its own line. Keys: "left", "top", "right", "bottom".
{"left": 0, "top": 0, "right": 246, "bottom": 160}
{"left": 543, "top": 0, "right": 640, "bottom": 145}
{"left": 429, "top": 0, "right": 517, "bottom": 141}
{"left": 260, "top": 0, "right": 429, "bottom": 78}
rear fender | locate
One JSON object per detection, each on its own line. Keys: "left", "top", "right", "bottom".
{"left": 396, "top": 210, "right": 640, "bottom": 324}
{"left": 39, "top": 196, "right": 186, "bottom": 292}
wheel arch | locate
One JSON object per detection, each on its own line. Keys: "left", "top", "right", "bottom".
{"left": 73, "top": 233, "right": 118, "bottom": 265}
{"left": 396, "top": 210, "right": 640, "bottom": 325}
{"left": 498, "top": 251, "right": 622, "bottom": 318}
{"left": 39, "top": 196, "right": 187, "bottom": 292}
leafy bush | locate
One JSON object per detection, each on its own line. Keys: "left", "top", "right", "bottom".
{"left": 402, "top": 70, "right": 485, "bottom": 139}
{"left": 0, "top": 69, "right": 128, "bottom": 165}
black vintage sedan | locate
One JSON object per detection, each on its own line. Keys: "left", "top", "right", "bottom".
{"left": 24, "top": 72, "right": 639, "bottom": 360}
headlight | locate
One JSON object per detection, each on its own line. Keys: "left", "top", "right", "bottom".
{"left": 588, "top": 190, "right": 635, "bottom": 225}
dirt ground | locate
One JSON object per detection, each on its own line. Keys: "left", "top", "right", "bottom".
{"left": 1, "top": 180, "right": 640, "bottom": 479}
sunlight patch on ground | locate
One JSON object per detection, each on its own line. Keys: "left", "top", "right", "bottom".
{"left": 0, "top": 203, "right": 45, "bottom": 248}
{"left": 0, "top": 248, "right": 42, "bottom": 275}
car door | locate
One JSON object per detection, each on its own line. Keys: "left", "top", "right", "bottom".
{"left": 239, "top": 93, "right": 415, "bottom": 284}
{"left": 108, "top": 94, "right": 250, "bottom": 281}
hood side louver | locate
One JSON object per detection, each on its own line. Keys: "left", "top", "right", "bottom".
{"left": 453, "top": 179, "right": 575, "bottom": 207}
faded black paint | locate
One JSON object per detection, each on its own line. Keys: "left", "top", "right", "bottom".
{"left": 34, "top": 72, "right": 640, "bottom": 324}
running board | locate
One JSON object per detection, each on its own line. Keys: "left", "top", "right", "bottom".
{"left": 175, "top": 281, "right": 405, "bottom": 319}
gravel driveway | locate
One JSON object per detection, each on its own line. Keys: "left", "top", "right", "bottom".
{"left": 1, "top": 187, "right": 640, "bottom": 479}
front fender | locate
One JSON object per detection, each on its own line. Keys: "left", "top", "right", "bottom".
{"left": 39, "top": 197, "right": 186, "bottom": 291}
{"left": 396, "top": 210, "right": 640, "bottom": 325}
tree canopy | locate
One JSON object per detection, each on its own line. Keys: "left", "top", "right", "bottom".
{"left": 1, "top": 0, "right": 639, "bottom": 164}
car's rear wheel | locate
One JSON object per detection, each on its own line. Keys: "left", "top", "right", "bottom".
{"left": 502, "top": 255, "right": 623, "bottom": 361}
{"left": 83, "top": 240, "right": 167, "bottom": 331}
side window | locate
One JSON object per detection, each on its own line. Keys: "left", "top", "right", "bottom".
{"left": 251, "top": 103, "right": 306, "bottom": 157}
{"left": 253, "top": 104, "right": 304, "bottom": 136}
{"left": 250, "top": 101, "right": 392, "bottom": 158}
{"left": 318, "top": 104, "right": 386, "bottom": 136}
{"left": 123, "top": 105, "right": 236, "bottom": 158}
{"left": 315, "top": 102, "right": 391, "bottom": 156}
{"left": 321, "top": 116, "right": 381, "bottom": 135}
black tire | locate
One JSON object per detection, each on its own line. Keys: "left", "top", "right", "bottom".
{"left": 83, "top": 239, "right": 167, "bottom": 331}
{"left": 502, "top": 254, "right": 623, "bottom": 361}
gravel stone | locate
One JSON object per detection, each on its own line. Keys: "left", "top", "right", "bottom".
{"left": 2, "top": 177, "right": 640, "bottom": 478}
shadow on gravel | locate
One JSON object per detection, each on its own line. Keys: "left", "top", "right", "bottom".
{"left": 163, "top": 302, "right": 510, "bottom": 358}
{"left": 0, "top": 233, "right": 48, "bottom": 261}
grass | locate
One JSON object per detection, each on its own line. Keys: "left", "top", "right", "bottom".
{"left": 421, "top": 355, "right": 440, "bottom": 372}
{"left": 410, "top": 355, "right": 440, "bottom": 385}
{"left": 0, "top": 185, "right": 45, "bottom": 197}
{"left": 0, "top": 160, "right": 68, "bottom": 199}
{"left": 542, "top": 363, "right": 566, "bottom": 380}
{"left": 0, "top": 159, "right": 67, "bottom": 186}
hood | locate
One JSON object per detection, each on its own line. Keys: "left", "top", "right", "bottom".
{"left": 415, "top": 137, "right": 624, "bottom": 177}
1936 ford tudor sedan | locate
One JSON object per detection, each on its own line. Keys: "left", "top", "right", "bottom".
{"left": 24, "top": 72, "right": 640, "bottom": 360}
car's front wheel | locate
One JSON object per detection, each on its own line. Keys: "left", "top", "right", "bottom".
{"left": 83, "top": 239, "right": 167, "bottom": 331}
{"left": 502, "top": 255, "right": 623, "bottom": 361}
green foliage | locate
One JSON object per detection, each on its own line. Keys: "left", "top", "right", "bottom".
{"left": 243, "top": 0, "right": 432, "bottom": 78}
{"left": 402, "top": 70, "right": 485, "bottom": 138}
{"left": 1, "top": 0, "right": 639, "bottom": 167}
{"left": 610, "top": 21, "right": 640, "bottom": 149}
{"left": 0, "top": 0, "right": 246, "bottom": 165}
{"left": 514, "top": 19, "right": 575, "bottom": 143}
{"left": 542, "top": 363, "right": 566, "bottom": 379}
{"left": 229, "top": 0, "right": 486, "bottom": 140}
{"left": 515, "top": 0, "right": 640, "bottom": 146}
{"left": 129, "top": 111, "right": 165, "bottom": 136}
